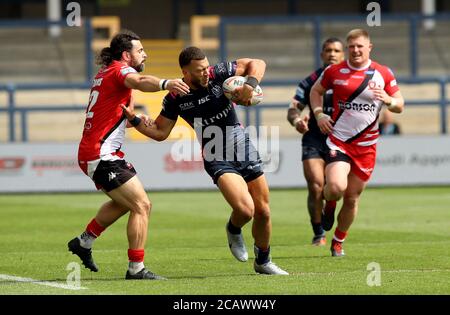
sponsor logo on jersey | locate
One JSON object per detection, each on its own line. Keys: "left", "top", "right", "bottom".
{"left": 162, "top": 98, "right": 168, "bottom": 111}
{"left": 365, "top": 70, "right": 375, "bottom": 75}
{"left": 296, "top": 86, "right": 305, "bottom": 98}
{"left": 193, "top": 103, "right": 233, "bottom": 128}
{"left": 180, "top": 101, "right": 195, "bottom": 111}
{"left": 216, "top": 63, "right": 227, "bottom": 74}
{"left": 368, "top": 80, "right": 378, "bottom": 89}
{"left": 92, "top": 78, "right": 103, "bottom": 87}
{"left": 120, "top": 67, "right": 137, "bottom": 76}
{"left": 352, "top": 75, "right": 365, "bottom": 79}
{"left": 340, "top": 68, "right": 351, "bottom": 74}
{"left": 333, "top": 79, "right": 348, "bottom": 86}
{"left": 198, "top": 95, "right": 211, "bottom": 105}
{"left": 338, "top": 100, "right": 376, "bottom": 112}
{"left": 211, "top": 83, "right": 223, "bottom": 98}
{"left": 227, "top": 62, "right": 234, "bottom": 76}
{"left": 390, "top": 79, "right": 397, "bottom": 87}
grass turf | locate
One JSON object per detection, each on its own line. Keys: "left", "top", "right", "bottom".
{"left": 0, "top": 187, "right": 449, "bottom": 295}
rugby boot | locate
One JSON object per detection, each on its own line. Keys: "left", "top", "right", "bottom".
{"left": 68, "top": 237, "right": 99, "bottom": 272}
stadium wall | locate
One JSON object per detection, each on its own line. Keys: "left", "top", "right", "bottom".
{"left": 1, "top": 136, "right": 450, "bottom": 193}
{"left": 2, "top": 0, "right": 448, "bottom": 38}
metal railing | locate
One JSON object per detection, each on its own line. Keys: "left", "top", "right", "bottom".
{"left": 0, "top": 82, "right": 90, "bottom": 142}
{"left": 1, "top": 77, "right": 448, "bottom": 142}
{"left": 218, "top": 13, "right": 450, "bottom": 77}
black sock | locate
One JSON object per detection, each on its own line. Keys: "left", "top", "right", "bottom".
{"left": 255, "top": 246, "right": 270, "bottom": 265}
{"left": 311, "top": 221, "right": 325, "bottom": 237}
{"left": 227, "top": 219, "right": 241, "bottom": 235}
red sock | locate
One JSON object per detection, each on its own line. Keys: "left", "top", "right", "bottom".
{"left": 86, "top": 218, "right": 106, "bottom": 238}
{"left": 128, "top": 249, "right": 145, "bottom": 262}
{"left": 333, "top": 228, "right": 348, "bottom": 242}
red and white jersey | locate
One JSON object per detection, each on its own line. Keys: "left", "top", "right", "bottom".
{"left": 78, "top": 60, "right": 137, "bottom": 172}
{"left": 319, "top": 59, "right": 399, "bottom": 147}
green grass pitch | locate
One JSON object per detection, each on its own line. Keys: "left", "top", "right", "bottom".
{"left": 0, "top": 187, "right": 449, "bottom": 295}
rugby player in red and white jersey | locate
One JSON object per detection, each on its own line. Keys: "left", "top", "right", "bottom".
{"left": 310, "top": 29, "right": 404, "bottom": 257}
{"left": 68, "top": 30, "right": 190, "bottom": 280}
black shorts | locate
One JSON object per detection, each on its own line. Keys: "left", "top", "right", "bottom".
{"left": 202, "top": 124, "right": 264, "bottom": 184}
{"left": 92, "top": 159, "right": 136, "bottom": 192}
{"left": 302, "top": 144, "right": 332, "bottom": 161}
{"left": 301, "top": 132, "right": 329, "bottom": 162}
{"left": 204, "top": 159, "right": 264, "bottom": 185}
{"left": 324, "top": 149, "right": 352, "bottom": 165}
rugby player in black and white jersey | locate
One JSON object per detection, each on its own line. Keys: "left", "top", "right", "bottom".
{"left": 287, "top": 38, "right": 345, "bottom": 246}
{"left": 122, "top": 46, "right": 288, "bottom": 275}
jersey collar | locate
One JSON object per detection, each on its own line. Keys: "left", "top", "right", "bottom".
{"left": 346, "top": 59, "right": 372, "bottom": 71}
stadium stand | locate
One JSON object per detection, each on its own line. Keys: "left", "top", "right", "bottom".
{"left": 1, "top": 8, "right": 449, "bottom": 142}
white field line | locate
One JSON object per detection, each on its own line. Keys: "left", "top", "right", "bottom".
{"left": 0, "top": 274, "right": 87, "bottom": 291}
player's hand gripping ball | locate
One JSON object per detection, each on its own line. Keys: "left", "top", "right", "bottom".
{"left": 222, "top": 76, "right": 263, "bottom": 106}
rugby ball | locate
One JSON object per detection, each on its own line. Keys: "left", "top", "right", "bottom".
{"left": 222, "top": 76, "right": 263, "bottom": 106}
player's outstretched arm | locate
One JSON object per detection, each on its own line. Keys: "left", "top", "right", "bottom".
{"left": 121, "top": 104, "right": 176, "bottom": 141}
{"left": 124, "top": 73, "right": 190, "bottom": 95}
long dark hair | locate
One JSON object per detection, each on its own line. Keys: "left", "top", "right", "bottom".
{"left": 97, "top": 30, "right": 141, "bottom": 66}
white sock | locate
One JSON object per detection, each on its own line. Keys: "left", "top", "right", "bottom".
{"left": 78, "top": 232, "right": 96, "bottom": 249}
{"left": 128, "top": 262, "right": 145, "bottom": 275}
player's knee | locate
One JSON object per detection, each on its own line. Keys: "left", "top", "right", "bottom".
{"left": 133, "top": 198, "right": 151, "bottom": 216}
{"left": 236, "top": 202, "right": 254, "bottom": 221}
{"left": 326, "top": 182, "right": 345, "bottom": 198}
{"left": 254, "top": 203, "right": 270, "bottom": 222}
{"left": 308, "top": 181, "right": 324, "bottom": 199}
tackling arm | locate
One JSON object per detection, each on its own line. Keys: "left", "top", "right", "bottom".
{"left": 124, "top": 73, "right": 190, "bottom": 95}
{"left": 122, "top": 104, "right": 176, "bottom": 141}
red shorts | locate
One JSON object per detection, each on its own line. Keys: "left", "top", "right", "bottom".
{"left": 326, "top": 136, "right": 377, "bottom": 182}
